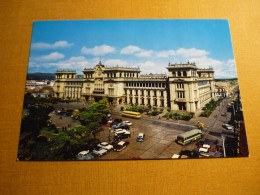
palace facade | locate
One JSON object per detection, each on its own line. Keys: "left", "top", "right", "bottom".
{"left": 53, "top": 61, "right": 215, "bottom": 113}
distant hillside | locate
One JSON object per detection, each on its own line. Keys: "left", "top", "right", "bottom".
{"left": 27, "top": 73, "right": 84, "bottom": 80}
{"left": 27, "top": 73, "right": 55, "bottom": 80}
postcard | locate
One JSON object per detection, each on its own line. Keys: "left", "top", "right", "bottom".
{"left": 18, "top": 19, "right": 249, "bottom": 161}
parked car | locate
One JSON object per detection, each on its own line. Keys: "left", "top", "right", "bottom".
{"left": 76, "top": 150, "right": 94, "bottom": 160}
{"left": 114, "top": 123, "right": 129, "bottom": 130}
{"left": 122, "top": 121, "right": 132, "bottom": 126}
{"left": 202, "top": 144, "right": 211, "bottom": 149}
{"left": 92, "top": 147, "right": 108, "bottom": 156}
{"left": 196, "top": 140, "right": 205, "bottom": 146}
{"left": 114, "top": 132, "right": 131, "bottom": 141}
{"left": 172, "top": 154, "right": 180, "bottom": 159}
{"left": 113, "top": 141, "right": 129, "bottom": 151}
{"left": 105, "top": 120, "right": 114, "bottom": 127}
{"left": 97, "top": 142, "right": 113, "bottom": 151}
{"left": 114, "top": 129, "right": 129, "bottom": 135}
{"left": 136, "top": 133, "right": 145, "bottom": 142}
{"left": 222, "top": 123, "right": 234, "bottom": 130}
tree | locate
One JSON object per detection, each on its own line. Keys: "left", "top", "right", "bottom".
{"left": 47, "top": 125, "right": 99, "bottom": 160}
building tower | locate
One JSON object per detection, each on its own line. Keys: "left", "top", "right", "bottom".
{"left": 54, "top": 70, "right": 77, "bottom": 99}
{"left": 167, "top": 61, "right": 199, "bottom": 113}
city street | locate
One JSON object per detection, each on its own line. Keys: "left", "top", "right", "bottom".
{"left": 96, "top": 99, "right": 234, "bottom": 160}
{"left": 47, "top": 96, "right": 235, "bottom": 160}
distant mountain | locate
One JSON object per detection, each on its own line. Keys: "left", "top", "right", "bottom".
{"left": 27, "top": 73, "right": 55, "bottom": 80}
{"left": 27, "top": 73, "right": 84, "bottom": 80}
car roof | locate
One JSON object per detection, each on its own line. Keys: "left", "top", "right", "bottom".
{"left": 78, "top": 150, "right": 89, "bottom": 155}
{"left": 138, "top": 133, "right": 144, "bottom": 136}
{"left": 118, "top": 141, "right": 125, "bottom": 145}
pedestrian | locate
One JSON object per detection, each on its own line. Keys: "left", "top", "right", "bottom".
{"left": 158, "top": 116, "right": 161, "bottom": 120}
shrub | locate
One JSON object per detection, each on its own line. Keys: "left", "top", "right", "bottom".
{"left": 200, "top": 98, "right": 223, "bottom": 117}
{"left": 163, "top": 112, "right": 192, "bottom": 121}
{"left": 125, "top": 106, "right": 148, "bottom": 113}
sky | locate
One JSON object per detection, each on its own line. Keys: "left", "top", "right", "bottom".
{"left": 28, "top": 19, "right": 237, "bottom": 79}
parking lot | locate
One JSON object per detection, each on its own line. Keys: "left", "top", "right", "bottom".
{"left": 96, "top": 115, "right": 222, "bottom": 160}
{"left": 47, "top": 97, "right": 236, "bottom": 160}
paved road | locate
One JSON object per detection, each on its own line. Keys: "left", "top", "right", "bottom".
{"left": 96, "top": 106, "right": 224, "bottom": 160}
{"left": 48, "top": 99, "right": 233, "bottom": 160}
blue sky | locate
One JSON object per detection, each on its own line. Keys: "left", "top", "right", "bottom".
{"left": 28, "top": 19, "right": 237, "bottom": 78}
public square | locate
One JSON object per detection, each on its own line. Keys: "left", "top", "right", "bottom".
{"left": 48, "top": 95, "right": 236, "bottom": 160}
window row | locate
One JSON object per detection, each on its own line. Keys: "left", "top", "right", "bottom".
{"left": 107, "top": 72, "right": 139, "bottom": 78}
{"left": 126, "top": 97, "right": 165, "bottom": 107}
{"left": 177, "top": 91, "right": 185, "bottom": 98}
{"left": 176, "top": 83, "right": 184, "bottom": 89}
{"left": 125, "top": 89, "right": 165, "bottom": 97}
{"left": 125, "top": 82, "right": 166, "bottom": 88}
{"left": 65, "top": 82, "right": 83, "bottom": 86}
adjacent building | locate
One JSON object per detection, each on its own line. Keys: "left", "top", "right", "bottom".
{"left": 53, "top": 61, "right": 216, "bottom": 113}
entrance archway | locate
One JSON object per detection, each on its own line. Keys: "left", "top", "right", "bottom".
{"left": 108, "top": 97, "right": 113, "bottom": 105}
{"left": 94, "top": 96, "right": 102, "bottom": 102}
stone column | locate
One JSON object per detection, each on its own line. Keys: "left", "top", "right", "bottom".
{"left": 126, "top": 89, "right": 130, "bottom": 104}
{"left": 157, "top": 90, "right": 161, "bottom": 108}
{"left": 164, "top": 91, "right": 168, "bottom": 108}
{"left": 138, "top": 89, "right": 141, "bottom": 106}
{"left": 150, "top": 90, "right": 154, "bottom": 107}
{"left": 144, "top": 90, "right": 148, "bottom": 106}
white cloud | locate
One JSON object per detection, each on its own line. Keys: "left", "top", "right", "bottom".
{"left": 138, "top": 61, "right": 155, "bottom": 67}
{"left": 120, "top": 45, "right": 153, "bottom": 58}
{"left": 81, "top": 45, "right": 116, "bottom": 56}
{"left": 47, "top": 56, "right": 90, "bottom": 71}
{"left": 32, "top": 52, "right": 65, "bottom": 61}
{"left": 156, "top": 50, "right": 175, "bottom": 58}
{"left": 135, "top": 50, "right": 153, "bottom": 57}
{"left": 189, "top": 56, "right": 222, "bottom": 68}
{"left": 120, "top": 45, "right": 142, "bottom": 54}
{"left": 104, "top": 59, "right": 128, "bottom": 66}
{"left": 175, "top": 48, "right": 209, "bottom": 57}
{"left": 31, "top": 41, "right": 73, "bottom": 50}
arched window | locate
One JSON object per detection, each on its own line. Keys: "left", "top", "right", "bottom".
{"left": 183, "top": 71, "right": 187, "bottom": 77}
{"left": 178, "top": 71, "right": 181, "bottom": 77}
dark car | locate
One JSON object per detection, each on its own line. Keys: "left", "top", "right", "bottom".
{"left": 111, "top": 119, "right": 122, "bottom": 128}
{"left": 113, "top": 133, "right": 131, "bottom": 141}
{"left": 179, "top": 150, "right": 199, "bottom": 158}
{"left": 196, "top": 140, "right": 205, "bottom": 146}
{"left": 115, "top": 123, "right": 129, "bottom": 130}
{"left": 113, "top": 141, "right": 129, "bottom": 152}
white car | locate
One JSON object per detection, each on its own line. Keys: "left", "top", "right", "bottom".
{"left": 97, "top": 142, "right": 113, "bottom": 150}
{"left": 199, "top": 147, "right": 208, "bottom": 153}
{"left": 172, "top": 154, "right": 180, "bottom": 159}
{"left": 115, "top": 130, "right": 130, "bottom": 136}
{"left": 92, "top": 147, "right": 108, "bottom": 156}
{"left": 114, "top": 129, "right": 129, "bottom": 134}
{"left": 222, "top": 123, "right": 234, "bottom": 130}
{"left": 122, "top": 121, "right": 132, "bottom": 126}
{"left": 202, "top": 144, "right": 211, "bottom": 149}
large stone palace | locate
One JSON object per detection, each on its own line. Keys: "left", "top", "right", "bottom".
{"left": 53, "top": 61, "right": 215, "bottom": 113}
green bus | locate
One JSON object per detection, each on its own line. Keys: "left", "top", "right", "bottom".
{"left": 177, "top": 129, "right": 204, "bottom": 145}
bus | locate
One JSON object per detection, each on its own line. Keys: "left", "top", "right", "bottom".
{"left": 122, "top": 111, "right": 141, "bottom": 119}
{"left": 176, "top": 129, "right": 204, "bottom": 145}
